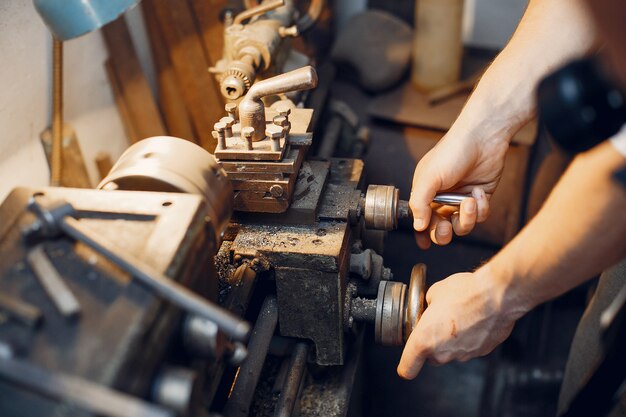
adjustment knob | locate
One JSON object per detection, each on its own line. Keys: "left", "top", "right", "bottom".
{"left": 374, "top": 263, "right": 427, "bottom": 345}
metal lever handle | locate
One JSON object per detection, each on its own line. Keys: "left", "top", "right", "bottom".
{"left": 233, "top": 0, "right": 285, "bottom": 25}
{"left": 432, "top": 192, "right": 470, "bottom": 206}
{"left": 239, "top": 66, "right": 318, "bottom": 141}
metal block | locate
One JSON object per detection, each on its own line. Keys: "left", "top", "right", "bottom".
{"left": 0, "top": 187, "right": 213, "bottom": 413}
{"left": 275, "top": 268, "right": 345, "bottom": 366}
{"left": 231, "top": 221, "right": 349, "bottom": 273}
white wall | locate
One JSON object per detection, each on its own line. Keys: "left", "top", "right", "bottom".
{"left": 0, "top": 1, "right": 130, "bottom": 201}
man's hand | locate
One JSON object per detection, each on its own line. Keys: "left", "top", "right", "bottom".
{"left": 410, "top": 132, "right": 509, "bottom": 248}
{"left": 397, "top": 267, "right": 520, "bottom": 379}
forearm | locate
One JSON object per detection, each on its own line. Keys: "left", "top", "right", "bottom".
{"left": 487, "top": 142, "right": 626, "bottom": 317}
{"left": 452, "top": 0, "right": 598, "bottom": 143}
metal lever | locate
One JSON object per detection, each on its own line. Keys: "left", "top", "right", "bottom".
{"left": 239, "top": 66, "right": 318, "bottom": 141}
{"left": 22, "top": 199, "right": 251, "bottom": 342}
{"left": 233, "top": 0, "right": 285, "bottom": 25}
{"left": 432, "top": 192, "right": 469, "bottom": 206}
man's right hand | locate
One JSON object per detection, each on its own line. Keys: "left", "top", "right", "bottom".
{"left": 410, "top": 130, "right": 509, "bottom": 249}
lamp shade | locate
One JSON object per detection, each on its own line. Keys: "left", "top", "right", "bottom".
{"left": 33, "top": 0, "right": 140, "bottom": 40}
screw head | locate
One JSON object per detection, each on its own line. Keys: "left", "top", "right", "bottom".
{"left": 275, "top": 103, "right": 291, "bottom": 117}
{"left": 269, "top": 184, "right": 284, "bottom": 197}
{"left": 225, "top": 102, "right": 237, "bottom": 113}
{"left": 220, "top": 116, "right": 235, "bottom": 128}
{"left": 265, "top": 124, "right": 283, "bottom": 139}
{"left": 241, "top": 126, "right": 255, "bottom": 139}
{"left": 214, "top": 121, "right": 226, "bottom": 132}
{"left": 273, "top": 115, "right": 288, "bottom": 127}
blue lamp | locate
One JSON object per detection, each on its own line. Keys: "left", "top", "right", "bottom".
{"left": 33, "top": 0, "right": 140, "bottom": 40}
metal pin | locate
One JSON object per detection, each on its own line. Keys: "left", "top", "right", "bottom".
{"left": 266, "top": 124, "right": 283, "bottom": 152}
{"left": 214, "top": 122, "right": 227, "bottom": 150}
{"left": 275, "top": 104, "right": 291, "bottom": 134}
{"left": 220, "top": 116, "right": 235, "bottom": 138}
{"left": 225, "top": 102, "right": 238, "bottom": 121}
{"left": 213, "top": 131, "right": 225, "bottom": 151}
{"left": 242, "top": 127, "right": 254, "bottom": 150}
{"left": 26, "top": 245, "right": 81, "bottom": 320}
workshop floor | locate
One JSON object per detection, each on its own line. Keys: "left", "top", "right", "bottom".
{"left": 332, "top": 79, "right": 584, "bottom": 417}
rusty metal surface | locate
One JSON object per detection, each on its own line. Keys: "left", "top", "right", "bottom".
{"left": 0, "top": 187, "right": 213, "bottom": 415}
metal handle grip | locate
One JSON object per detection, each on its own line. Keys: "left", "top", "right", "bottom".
{"left": 432, "top": 193, "right": 470, "bottom": 206}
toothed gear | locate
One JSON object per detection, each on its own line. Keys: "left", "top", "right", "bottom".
{"left": 221, "top": 68, "right": 251, "bottom": 90}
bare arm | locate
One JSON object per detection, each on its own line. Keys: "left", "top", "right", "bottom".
{"left": 399, "top": 141, "right": 626, "bottom": 379}
{"left": 410, "top": 0, "right": 599, "bottom": 247}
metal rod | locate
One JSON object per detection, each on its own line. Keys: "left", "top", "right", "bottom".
{"left": 26, "top": 245, "right": 81, "bottom": 319}
{"left": 432, "top": 193, "right": 469, "bottom": 206}
{"left": 274, "top": 342, "right": 309, "bottom": 417}
{"left": 0, "top": 348, "right": 173, "bottom": 417}
{"left": 60, "top": 216, "right": 251, "bottom": 342}
{"left": 224, "top": 296, "right": 278, "bottom": 417}
{"left": 0, "top": 293, "right": 42, "bottom": 328}
{"left": 233, "top": 0, "right": 285, "bottom": 25}
{"left": 51, "top": 38, "right": 63, "bottom": 186}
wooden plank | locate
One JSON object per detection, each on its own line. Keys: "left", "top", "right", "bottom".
{"left": 40, "top": 124, "right": 92, "bottom": 188}
{"left": 142, "top": 0, "right": 197, "bottom": 142}
{"left": 104, "top": 59, "right": 138, "bottom": 143}
{"left": 102, "top": 17, "right": 166, "bottom": 142}
{"left": 187, "top": 0, "right": 227, "bottom": 69}
{"left": 151, "top": 0, "right": 224, "bottom": 151}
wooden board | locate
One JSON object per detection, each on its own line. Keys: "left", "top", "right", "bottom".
{"left": 40, "top": 124, "right": 92, "bottom": 188}
{"left": 368, "top": 81, "right": 538, "bottom": 147}
{"left": 142, "top": 0, "right": 196, "bottom": 142}
{"left": 151, "top": 0, "right": 224, "bottom": 151}
{"left": 102, "top": 17, "right": 166, "bottom": 143}
{"left": 188, "top": 0, "right": 227, "bottom": 68}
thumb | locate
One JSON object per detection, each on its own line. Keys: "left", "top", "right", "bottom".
{"left": 410, "top": 169, "right": 439, "bottom": 232}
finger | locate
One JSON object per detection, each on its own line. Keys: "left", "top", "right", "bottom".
{"left": 451, "top": 197, "right": 477, "bottom": 236}
{"left": 397, "top": 328, "right": 429, "bottom": 379}
{"left": 472, "top": 187, "right": 490, "bottom": 223}
{"left": 415, "top": 231, "right": 432, "bottom": 250}
{"left": 409, "top": 169, "right": 440, "bottom": 232}
{"left": 429, "top": 217, "right": 453, "bottom": 245}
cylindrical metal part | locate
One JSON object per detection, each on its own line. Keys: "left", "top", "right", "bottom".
{"left": 51, "top": 38, "right": 63, "bottom": 187}
{"left": 225, "top": 102, "right": 239, "bottom": 121}
{"left": 97, "top": 136, "right": 233, "bottom": 244}
{"left": 364, "top": 185, "right": 398, "bottom": 231}
{"left": 224, "top": 296, "right": 278, "bottom": 417}
{"left": 182, "top": 315, "right": 222, "bottom": 359}
{"left": 274, "top": 342, "right": 309, "bottom": 417}
{"left": 242, "top": 127, "right": 255, "bottom": 150}
{"left": 351, "top": 297, "right": 377, "bottom": 323}
{"left": 152, "top": 367, "right": 198, "bottom": 415}
{"left": 375, "top": 281, "right": 406, "bottom": 346}
{"left": 239, "top": 66, "right": 318, "bottom": 141}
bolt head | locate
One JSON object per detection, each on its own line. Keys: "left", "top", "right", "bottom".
{"left": 213, "top": 121, "right": 226, "bottom": 132}
{"left": 225, "top": 102, "right": 238, "bottom": 113}
{"left": 269, "top": 184, "right": 284, "bottom": 197}
{"left": 220, "top": 116, "right": 235, "bottom": 127}
{"left": 265, "top": 124, "right": 283, "bottom": 139}
{"left": 273, "top": 115, "right": 288, "bottom": 127}
{"left": 241, "top": 126, "right": 255, "bottom": 139}
{"left": 275, "top": 103, "right": 291, "bottom": 117}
